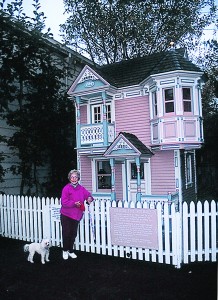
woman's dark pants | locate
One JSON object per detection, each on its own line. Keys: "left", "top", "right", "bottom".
{"left": 61, "top": 214, "right": 79, "bottom": 253}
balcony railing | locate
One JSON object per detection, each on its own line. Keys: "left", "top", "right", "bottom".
{"left": 80, "top": 123, "right": 115, "bottom": 146}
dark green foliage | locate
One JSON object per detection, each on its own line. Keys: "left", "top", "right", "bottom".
{"left": 61, "top": 0, "right": 217, "bottom": 64}
{"left": 0, "top": 0, "right": 76, "bottom": 196}
{"left": 196, "top": 40, "right": 218, "bottom": 199}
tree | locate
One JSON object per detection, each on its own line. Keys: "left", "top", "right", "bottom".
{"left": 195, "top": 39, "right": 218, "bottom": 198}
{"left": 0, "top": 0, "right": 76, "bottom": 196}
{"left": 61, "top": 0, "right": 217, "bottom": 64}
{"left": 0, "top": 135, "right": 6, "bottom": 184}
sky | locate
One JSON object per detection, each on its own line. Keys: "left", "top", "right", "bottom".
{"left": 3, "top": 0, "right": 218, "bottom": 43}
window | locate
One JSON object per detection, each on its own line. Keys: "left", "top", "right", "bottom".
{"left": 182, "top": 87, "right": 192, "bottom": 112}
{"left": 92, "top": 103, "right": 112, "bottom": 123}
{"left": 152, "top": 91, "right": 158, "bottom": 117}
{"left": 185, "top": 153, "right": 192, "bottom": 186}
{"left": 164, "top": 88, "right": 174, "bottom": 113}
{"left": 92, "top": 105, "right": 101, "bottom": 123}
{"left": 131, "top": 163, "right": 144, "bottom": 179}
{"left": 106, "top": 104, "right": 112, "bottom": 123}
{"left": 96, "top": 160, "right": 111, "bottom": 191}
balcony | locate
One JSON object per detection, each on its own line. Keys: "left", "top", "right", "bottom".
{"left": 80, "top": 123, "right": 115, "bottom": 146}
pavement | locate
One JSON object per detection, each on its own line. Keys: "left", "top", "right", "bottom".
{"left": 0, "top": 237, "right": 217, "bottom": 300}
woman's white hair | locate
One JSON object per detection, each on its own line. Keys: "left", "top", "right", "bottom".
{"left": 68, "top": 169, "right": 80, "bottom": 181}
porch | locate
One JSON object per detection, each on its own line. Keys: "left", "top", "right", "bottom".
{"left": 92, "top": 192, "right": 180, "bottom": 210}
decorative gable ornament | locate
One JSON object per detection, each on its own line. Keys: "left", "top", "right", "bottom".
{"left": 104, "top": 132, "right": 153, "bottom": 159}
{"left": 113, "top": 139, "right": 132, "bottom": 151}
{"left": 78, "top": 69, "right": 98, "bottom": 83}
{"left": 68, "top": 65, "right": 111, "bottom": 96}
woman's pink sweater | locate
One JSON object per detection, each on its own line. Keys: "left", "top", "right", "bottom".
{"left": 60, "top": 183, "right": 93, "bottom": 221}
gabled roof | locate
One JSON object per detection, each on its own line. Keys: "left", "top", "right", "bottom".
{"left": 104, "top": 132, "right": 153, "bottom": 158}
{"left": 95, "top": 49, "right": 202, "bottom": 88}
{"left": 68, "top": 65, "right": 110, "bottom": 95}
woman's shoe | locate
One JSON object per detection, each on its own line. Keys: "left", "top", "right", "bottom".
{"left": 62, "top": 251, "right": 69, "bottom": 260}
{"left": 68, "top": 252, "right": 77, "bottom": 259}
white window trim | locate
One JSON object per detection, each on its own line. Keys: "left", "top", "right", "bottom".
{"left": 163, "top": 87, "right": 175, "bottom": 114}
{"left": 90, "top": 102, "right": 113, "bottom": 124}
{"left": 185, "top": 152, "right": 193, "bottom": 188}
{"left": 92, "top": 104, "right": 102, "bottom": 123}
{"left": 182, "top": 86, "right": 193, "bottom": 113}
{"left": 152, "top": 91, "right": 158, "bottom": 118}
{"left": 93, "top": 158, "right": 112, "bottom": 193}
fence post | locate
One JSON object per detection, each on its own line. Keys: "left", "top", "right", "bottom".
{"left": 175, "top": 210, "right": 182, "bottom": 268}
{"left": 42, "top": 199, "right": 51, "bottom": 239}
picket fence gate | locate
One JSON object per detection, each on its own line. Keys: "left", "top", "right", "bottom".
{"left": 0, "top": 194, "right": 217, "bottom": 268}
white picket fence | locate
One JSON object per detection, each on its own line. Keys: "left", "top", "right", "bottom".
{"left": 0, "top": 194, "right": 217, "bottom": 268}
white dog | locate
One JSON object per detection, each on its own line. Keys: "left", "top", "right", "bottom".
{"left": 24, "top": 239, "right": 50, "bottom": 264}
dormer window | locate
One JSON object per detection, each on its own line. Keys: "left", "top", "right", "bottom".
{"left": 182, "top": 87, "right": 192, "bottom": 112}
{"left": 164, "top": 88, "right": 174, "bottom": 113}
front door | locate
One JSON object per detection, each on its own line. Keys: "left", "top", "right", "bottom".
{"left": 127, "top": 161, "right": 149, "bottom": 201}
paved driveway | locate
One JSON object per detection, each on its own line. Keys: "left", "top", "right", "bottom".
{"left": 0, "top": 237, "right": 217, "bottom": 300}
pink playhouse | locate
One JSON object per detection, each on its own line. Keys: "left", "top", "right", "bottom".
{"left": 67, "top": 48, "right": 204, "bottom": 205}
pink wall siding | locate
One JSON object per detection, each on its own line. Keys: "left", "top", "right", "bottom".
{"left": 151, "top": 151, "right": 175, "bottom": 194}
{"left": 115, "top": 163, "right": 123, "bottom": 200}
{"left": 80, "top": 155, "right": 92, "bottom": 192}
{"left": 115, "top": 96, "right": 150, "bottom": 145}
{"left": 80, "top": 105, "right": 87, "bottom": 124}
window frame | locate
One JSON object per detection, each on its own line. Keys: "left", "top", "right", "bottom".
{"left": 92, "top": 104, "right": 102, "bottom": 123}
{"left": 182, "top": 87, "right": 192, "bottom": 113}
{"left": 152, "top": 91, "right": 158, "bottom": 118}
{"left": 130, "top": 162, "right": 144, "bottom": 180}
{"left": 91, "top": 103, "right": 112, "bottom": 124}
{"left": 96, "top": 160, "right": 112, "bottom": 192}
{"left": 185, "top": 153, "right": 193, "bottom": 187}
{"left": 106, "top": 103, "right": 112, "bottom": 123}
{"left": 164, "top": 88, "right": 175, "bottom": 114}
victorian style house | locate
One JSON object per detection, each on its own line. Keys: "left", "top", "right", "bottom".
{"left": 68, "top": 48, "right": 203, "bottom": 204}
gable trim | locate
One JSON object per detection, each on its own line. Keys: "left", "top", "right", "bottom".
{"left": 67, "top": 65, "right": 110, "bottom": 95}
{"left": 104, "top": 132, "right": 153, "bottom": 159}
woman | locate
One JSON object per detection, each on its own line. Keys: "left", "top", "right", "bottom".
{"left": 60, "top": 169, "right": 93, "bottom": 260}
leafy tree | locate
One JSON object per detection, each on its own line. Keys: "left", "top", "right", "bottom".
{"left": 0, "top": 0, "right": 76, "bottom": 196}
{"left": 196, "top": 39, "right": 218, "bottom": 199}
{"left": 61, "top": 0, "right": 217, "bottom": 64}
{"left": 0, "top": 135, "right": 6, "bottom": 183}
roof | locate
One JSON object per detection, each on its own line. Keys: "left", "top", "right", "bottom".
{"left": 120, "top": 132, "right": 153, "bottom": 156}
{"left": 95, "top": 49, "right": 202, "bottom": 88}
{"left": 104, "top": 132, "right": 153, "bottom": 158}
